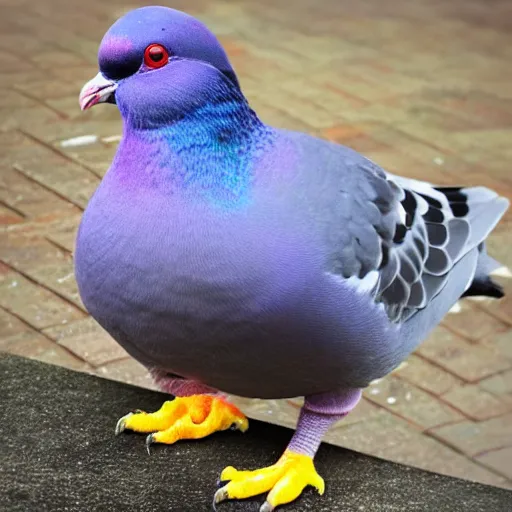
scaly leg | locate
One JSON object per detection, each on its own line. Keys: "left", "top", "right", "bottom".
{"left": 215, "top": 388, "right": 362, "bottom": 511}
{"left": 115, "top": 373, "right": 248, "bottom": 450}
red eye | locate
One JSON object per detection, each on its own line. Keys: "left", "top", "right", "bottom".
{"left": 144, "top": 44, "right": 169, "bottom": 69}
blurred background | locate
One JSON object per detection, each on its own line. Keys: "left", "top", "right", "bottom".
{"left": 1, "top": 0, "right": 511, "bottom": 490}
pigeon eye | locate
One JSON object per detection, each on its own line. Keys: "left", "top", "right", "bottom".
{"left": 144, "top": 44, "right": 169, "bottom": 69}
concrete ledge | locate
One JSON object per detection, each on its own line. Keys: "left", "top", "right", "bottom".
{"left": 2, "top": 353, "right": 511, "bottom": 511}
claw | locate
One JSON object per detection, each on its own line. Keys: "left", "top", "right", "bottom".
{"left": 260, "top": 502, "right": 273, "bottom": 512}
{"left": 214, "top": 487, "right": 229, "bottom": 505}
{"left": 115, "top": 413, "right": 132, "bottom": 435}
{"left": 234, "top": 416, "right": 249, "bottom": 433}
{"left": 145, "top": 433, "right": 154, "bottom": 455}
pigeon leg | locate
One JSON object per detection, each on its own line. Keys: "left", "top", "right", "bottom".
{"left": 214, "top": 388, "right": 362, "bottom": 511}
{"left": 115, "top": 376, "right": 248, "bottom": 446}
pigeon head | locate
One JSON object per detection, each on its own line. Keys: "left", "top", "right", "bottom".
{"left": 79, "top": 6, "right": 241, "bottom": 128}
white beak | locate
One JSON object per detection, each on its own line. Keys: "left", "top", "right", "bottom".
{"left": 79, "top": 72, "right": 117, "bottom": 111}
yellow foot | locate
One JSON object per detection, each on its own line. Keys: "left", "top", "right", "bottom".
{"left": 115, "top": 395, "right": 248, "bottom": 452}
{"left": 215, "top": 450, "right": 325, "bottom": 511}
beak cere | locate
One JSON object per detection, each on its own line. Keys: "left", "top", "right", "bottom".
{"left": 79, "top": 73, "right": 118, "bottom": 110}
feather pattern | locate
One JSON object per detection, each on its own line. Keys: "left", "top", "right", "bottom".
{"left": 337, "top": 168, "right": 509, "bottom": 324}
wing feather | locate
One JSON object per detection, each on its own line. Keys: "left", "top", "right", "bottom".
{"left": 332, "top": 160, "right": 508, "bottom": 324}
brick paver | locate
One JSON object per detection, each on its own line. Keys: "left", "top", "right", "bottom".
{"left": 431, "top": 414, "right": 512, "bottom": 457}
{"left": 1, "top": 0, "right": 511, "bottom": 490}
{"left": 441, "top": 384, "right": 511, "bottom": 421}
{"left": 418, "top": 325, "right": 511, "bottom": 382}
{"left": 477, "top": 448, "right": 512, "bottom": 481}
{"left": 480, "top": 369, "right": 512, "bottom": 396}
{"left": 366, "top": 375, "right": 464, "bottom": 430}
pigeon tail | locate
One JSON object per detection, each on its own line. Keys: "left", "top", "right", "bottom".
{"left": 461, "top": 243, "right": 506, "bottom": 299}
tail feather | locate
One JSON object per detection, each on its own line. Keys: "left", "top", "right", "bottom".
{"left": 461, "top": 276, "right": 504, "bottom": 299}
{"left": 460, "top": 242, "right": 507, "bottom": 300}
{"left": 465, "top": 197, "right": 509, "bottom": 249}
{"left": 434, "top": 186, "right": 509, "bottom": 302}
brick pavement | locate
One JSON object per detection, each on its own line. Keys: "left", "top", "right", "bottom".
{"left": 1, "top": 0, "right": 512, "bottom": 490}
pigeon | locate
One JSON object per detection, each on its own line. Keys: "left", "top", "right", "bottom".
{"left": 76, "top": 6, "right": 509, "bottom": 511}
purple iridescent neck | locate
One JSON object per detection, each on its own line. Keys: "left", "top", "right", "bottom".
{"left": 112, "top": 74, "right": 274, "bottom": 207}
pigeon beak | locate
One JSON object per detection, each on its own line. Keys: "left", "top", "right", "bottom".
{"left": 79, "top": 73, "right": 117, "bottom": 111}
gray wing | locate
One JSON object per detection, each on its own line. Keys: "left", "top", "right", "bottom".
{"left": 332, "top": 157, "right": 509, "bottom": 324}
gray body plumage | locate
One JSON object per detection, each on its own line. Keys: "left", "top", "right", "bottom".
{"left": 76, "top": 128, "right": 508, "bottom": 399}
